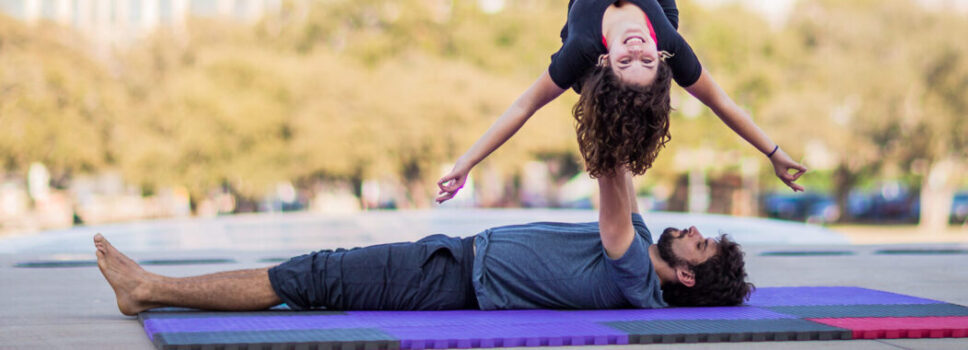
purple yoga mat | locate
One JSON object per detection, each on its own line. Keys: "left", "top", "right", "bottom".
{"left": 144, "top": 287, "right": 937, "bottom": 341}
{"left": 747, "top": 287, "right": 942, "bottom": 307}
{"left": 144, "top": 306, "right": 792, "bottom": 340}
{"left": 533, "top": 306, "right": 794, "bottom": 322}
{"left": 385, "top": 322, "right": 629, "bottom": 349}
{"left": 143, "top": 315, "right": 354, "bottom": 340}
{"left": 141, "top": 287, "right": 964, "bottom": 349}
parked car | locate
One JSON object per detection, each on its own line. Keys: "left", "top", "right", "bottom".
{"left": 952, "top": 191, "right": 968, "bottom": 224}
{"left": 846, "top": 182, "right": 920, "bottom": 223}
{"left": 766, "top": 186, "right": 964, "bottom": 225}
{"left": 762, "top": 193, "right": 840, "bottom": 224}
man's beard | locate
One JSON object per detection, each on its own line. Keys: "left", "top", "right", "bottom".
{"left": 657, "top": 227, "right": 688, "bottom": 267}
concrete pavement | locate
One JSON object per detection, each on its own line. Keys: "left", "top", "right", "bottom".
{"left": 1, "top": 209, "right": 966, "bottom": 349}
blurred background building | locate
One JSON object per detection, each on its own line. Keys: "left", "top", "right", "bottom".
{"left": 0, "top": 0, "right": 281, "bottom": 44}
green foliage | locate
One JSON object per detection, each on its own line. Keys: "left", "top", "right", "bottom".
{"left": 1, "top": 0, "right": 965, "bottom": 206}
{"left": 0, "top": 1, "right": 577, "bottom": 201}
{"left": 0, "top": 17, "right": 124, "bottom": 183}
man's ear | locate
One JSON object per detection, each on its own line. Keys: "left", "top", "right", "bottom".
{"left": 675, "top": 267, "right": 695, "bottom": 287}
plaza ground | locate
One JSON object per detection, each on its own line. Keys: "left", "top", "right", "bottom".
{"left": 832, "top": 224, "right": 968, "bottom": 245}
{"left": 1, "top": 209, "right": 966, "bottom": 349}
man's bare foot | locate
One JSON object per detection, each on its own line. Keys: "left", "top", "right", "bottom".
{"left": 94, "top": 234, "right": 160, "bottom": 316}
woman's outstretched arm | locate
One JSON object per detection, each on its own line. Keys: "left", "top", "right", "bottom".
{"left": 684, "top": 68, "right": 808, "bottom": 192}
{"left": 436, "top": 70, "right": 566, "bottom": 203}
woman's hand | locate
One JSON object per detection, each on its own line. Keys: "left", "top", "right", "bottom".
{"left": 436, "top": 160, "right": 472, "bottom": 204}
{"left": 770, "top": 147, "right": 808, "bottom": 192}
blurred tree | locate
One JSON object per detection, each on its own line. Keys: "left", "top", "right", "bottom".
{"left": 767, "top": 0, "right": 968, "bottom": 227}
{"left": 766, "top": 0, "right": 905, "bottom": 221}
{"left": 110, "top": 0, "right": 578, "bottom": 208}
{"left": 2, "top": 0, "right": 963, "bottom": 219}
{"left": 0, "top": 18, "right": 124, "bottom": 186}
{"left": 903, "top": 9, "right": 968, "bottom": 230}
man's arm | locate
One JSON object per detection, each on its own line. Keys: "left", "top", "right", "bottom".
{"left": 624, "top": 169, "right": 640, "bottom": 214}
{"left": 599, "top": 167, "right": 636, "bottom": 259}
{"left": 684, "top": 68, "right": 808, "bottom": 192}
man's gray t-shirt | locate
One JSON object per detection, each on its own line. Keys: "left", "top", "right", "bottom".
{"left": 471, "top": 213, "right": 667, "bottom": 310}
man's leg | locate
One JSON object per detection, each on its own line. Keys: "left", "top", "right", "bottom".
{"left": 94, "top": 234, "right": 282, "bottom": 316}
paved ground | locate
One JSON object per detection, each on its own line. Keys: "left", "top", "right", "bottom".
{"left": 1, "top": 209, "right": 966, "bottom": 349}
{"left": 832, "top": 224, "right": 968, "bottom": 245}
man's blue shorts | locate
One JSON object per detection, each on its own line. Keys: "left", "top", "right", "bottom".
{"left": 268, "top": 234, "right": 478, "bottom": 310}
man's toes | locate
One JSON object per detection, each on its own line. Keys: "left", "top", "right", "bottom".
{"left": 95, "top": 234, "right": 115, "bottom": 248}
{"left": 99, "top": 238, "right": 117, "bottom": 253}
{"left": 96, "top": 250, "right": 106, "bottom": 270}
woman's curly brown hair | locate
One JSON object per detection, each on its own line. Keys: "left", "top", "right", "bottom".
{"left": 573, "top": 59, "right": 673, "bottom": 178}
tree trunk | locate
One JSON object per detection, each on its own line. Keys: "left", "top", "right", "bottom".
{"left": 832, "top": 164, "right": 856, "bottom": 223}
{"left": 407, "top": 179, "right": 431, "bottom": 209}
{"left": 687, "top": 167, "right": 709, "bottom": 213}
{"left": 919, "top": 159, "right": 959, "bottom": 232}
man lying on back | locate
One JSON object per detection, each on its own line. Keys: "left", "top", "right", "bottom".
{"left": 95, "top": 166, "right": 752, "bottom": 314}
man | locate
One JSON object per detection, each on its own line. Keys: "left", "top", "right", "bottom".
{"left": 95, "top": 167, "right": 752, "bottom": 315}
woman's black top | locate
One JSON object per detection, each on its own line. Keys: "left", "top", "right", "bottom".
{"left": 549, "top": 0, "right": 702, "bottom": 92}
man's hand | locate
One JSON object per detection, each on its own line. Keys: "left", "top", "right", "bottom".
{"left": 436, "top": 161, "right": 471, "bottom": 204}
{"left": 770, "top": 148, "right": 808, "bottom": 192}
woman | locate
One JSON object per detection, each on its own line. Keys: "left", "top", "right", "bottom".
{"left": 436, "top": 0, "right": 806, "bottom": 204}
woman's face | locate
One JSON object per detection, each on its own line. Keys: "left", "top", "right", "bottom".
{"left": 607, "top": 23, "right": 659, "bottom": 87}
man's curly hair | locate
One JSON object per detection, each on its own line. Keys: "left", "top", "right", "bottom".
{"left": 573, "top": 60, "right": 673, "bottom": 178}
{"left": 661, "top": 235, "right": 754, "bottom": 307}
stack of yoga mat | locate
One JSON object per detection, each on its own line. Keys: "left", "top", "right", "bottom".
{"left": 140, "top": 286, "right": 968, "bottom": 349}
